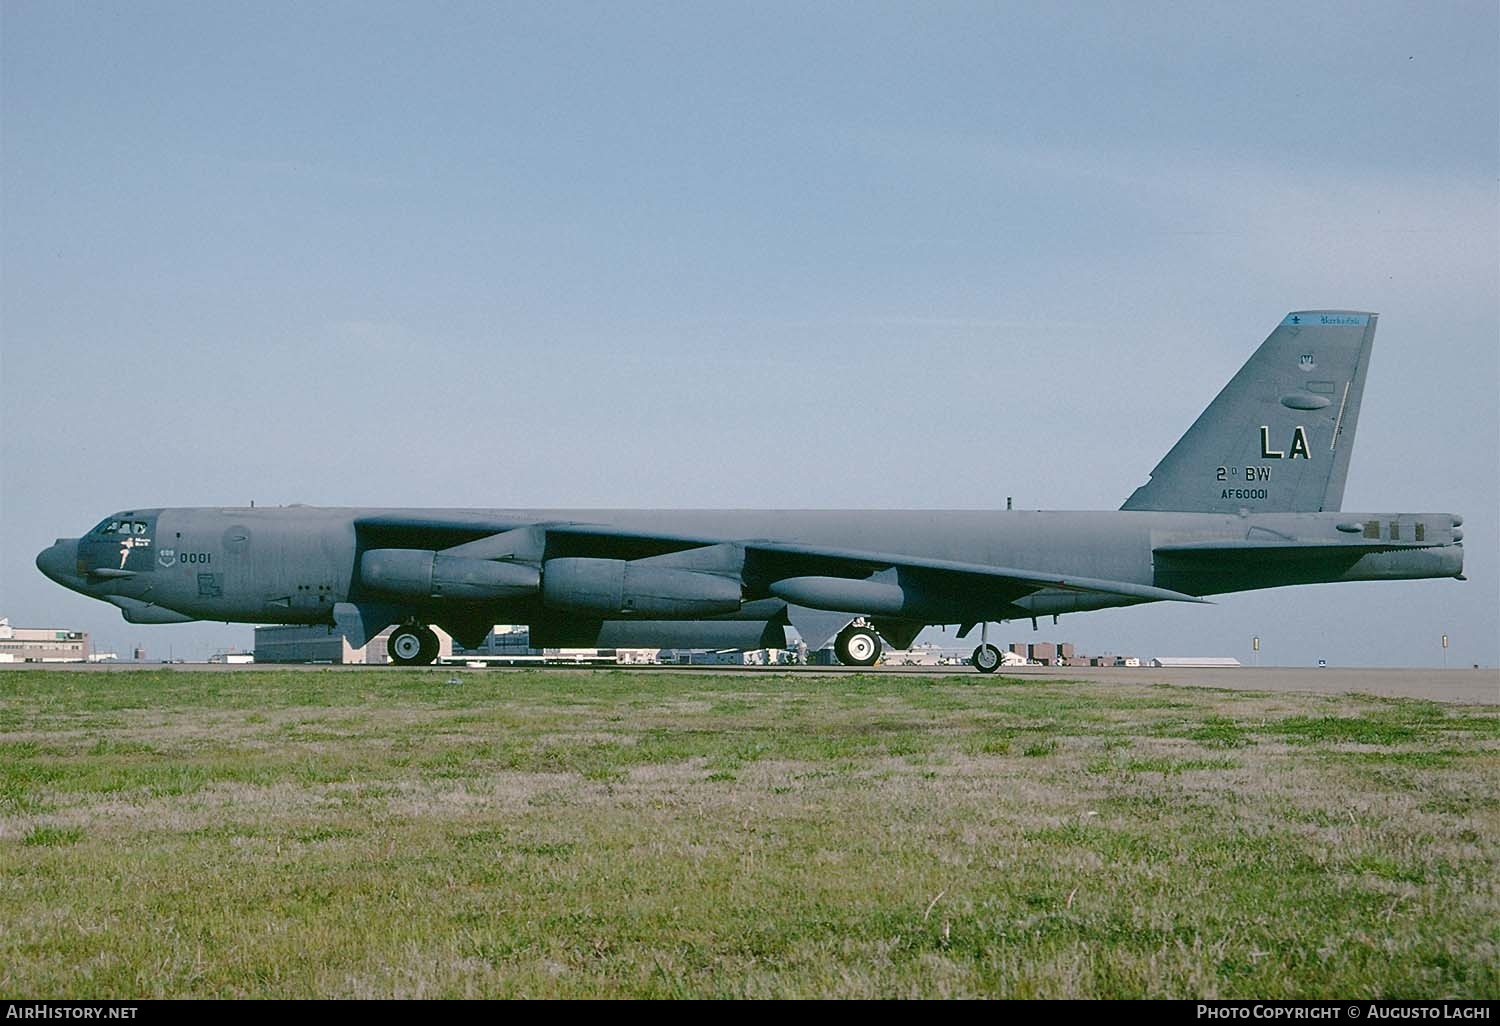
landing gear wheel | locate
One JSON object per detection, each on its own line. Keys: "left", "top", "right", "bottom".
{"left": 417, "top": 625, "right": 440, "bottom": 665}
{"left": 972, "top": 643, "right": 1003, "bottom": 674}
{"left": 388, "top": 625, "right": 436, "bottom": 666}
{"left": 835, "top": 622, "right": 883, "bottom": 667}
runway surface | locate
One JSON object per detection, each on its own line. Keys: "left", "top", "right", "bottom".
{"left": 979, "top": 664, "right": 1499, "bottom": 704}
{"left": 8, "top": 661, "right": 1496, "bottom": 704}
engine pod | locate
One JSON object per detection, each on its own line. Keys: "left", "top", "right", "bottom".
{"left": 361, "top": 549, "right": 540, "bottom": 601}
{"left": 542, "top": 557, "right": 742, "bottom": 616}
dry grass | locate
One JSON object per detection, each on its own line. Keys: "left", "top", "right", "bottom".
{"left": 1, "top": 668, "right": 1496, "bottom": 998}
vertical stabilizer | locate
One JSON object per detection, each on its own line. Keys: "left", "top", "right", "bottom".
{"left": 1121, "top": 311, "right": 1376, "bottom": 513}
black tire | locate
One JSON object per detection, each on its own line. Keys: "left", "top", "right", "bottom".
{"left": 388, "top": 626, "right": 433, "bottom": 666}
{"left": 417, "top": 625, "right": 440, "bottom": 665}
{"left": 972, "top": 643, "right": 1003, "bottom": 674}
{"left": 835, "top": 623, "right": 882, "bottom": 667}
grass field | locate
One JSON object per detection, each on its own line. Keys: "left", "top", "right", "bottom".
{"left": 1, "top": 668, "right": 1496, "bottom": 998}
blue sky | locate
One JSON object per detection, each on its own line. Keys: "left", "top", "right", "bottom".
{"left": 3, "top": 1, "right": 1496, "bottom": 666}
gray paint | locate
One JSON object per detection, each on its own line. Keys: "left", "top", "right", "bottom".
{"left": 1123, "top": 312, "right": 1376, "bottom": 514}
{"left": 34, "top": 313, "right": 1466, "bottom": 663}
{"left": 35, "top": 504, "right": 1465, "bottom": 653}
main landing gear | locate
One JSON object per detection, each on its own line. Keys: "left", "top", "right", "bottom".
{"left": 834, "top": 620, "right": 883, "bottom": 667}
{"left": 388, "top": 623, "right": 440, "bottom": 666}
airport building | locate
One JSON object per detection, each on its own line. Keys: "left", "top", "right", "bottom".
{"left": 253, "top": 624, "right": 454, "bottom": 664}
{"left": 1149, "top": 657, "right": 1242, "bottom": 668}
{"left": 454, "top": 625, "right": 670, "bottom": 666}
{"left": 249, "top": 622, "right": 1237, "bottom": 671}
{"left": 1004, "top": 642, "right": 1084, "bottom": 667}
{"left": 0, "top": 618, "right": 89, "bottom": 663}
{"left": 667, "top": 648, "right": 793, "bottom": 666}
{"left": 208, "top": 651, "right": 255, "bottom": 665}
{"left": 254, "top": 623, "right": 661, "bottom": 666}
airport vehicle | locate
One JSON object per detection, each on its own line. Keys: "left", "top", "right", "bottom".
{"left": 36, "top": 312, "right": 1465, "bottom": 670}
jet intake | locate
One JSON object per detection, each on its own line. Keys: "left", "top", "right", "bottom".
{"left": 360, "top": 549, "right": 540, "bottom": 601}
{"left": 542, "top": 558, "right": 742, "bottom": 617}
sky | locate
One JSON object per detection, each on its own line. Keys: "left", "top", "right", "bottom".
{"left": 2, "top": 1, "right": 1496, "bottom": 668}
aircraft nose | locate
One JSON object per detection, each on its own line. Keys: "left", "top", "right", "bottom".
{"left": 36, "top": 539, "right": 79, "bottom": 586}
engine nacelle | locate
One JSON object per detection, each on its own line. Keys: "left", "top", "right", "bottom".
{"left": 360, "top": 549, "right": 540, "bottom": 601}
{"left": 542, "top": 557, "right": 743, "bottom": 617}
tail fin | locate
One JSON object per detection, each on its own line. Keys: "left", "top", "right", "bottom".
{"left": 1121, "top": 311, "right": 1376, "bottom": 513}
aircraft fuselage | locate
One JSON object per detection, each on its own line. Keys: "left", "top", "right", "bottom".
{"left": 36, "top": 505, "right": 1465, "bottom": 634}
{"left": 31, "top": 312, "right": 1470, "bottom": 668}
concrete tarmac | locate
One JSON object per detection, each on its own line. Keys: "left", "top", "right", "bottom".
{"left": 6, "top": 661, "right": 1496, "bottom": 704}
{"left": 981, "top": 664, "right": 1499, "bottom": 705}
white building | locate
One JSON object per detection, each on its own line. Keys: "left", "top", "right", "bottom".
{"left": 0, "top": 618, "right": 89, "bottom": 663}
{"left": 208, "top": 651, "right": 255, "bottom": 664}
{"left": 1149, "top": 657, "right": 1242, "bottom": 668}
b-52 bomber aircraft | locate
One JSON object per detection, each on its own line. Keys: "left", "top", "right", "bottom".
{"left": 38, "top": 311, "right": 1465, "bottom": 671}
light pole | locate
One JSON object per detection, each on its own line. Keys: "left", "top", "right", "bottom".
{"left": 1252, "top": 635, "right": 1260, "bottom": 668}
{"left": 1442, "top": 634, "right": 1448, "bottom": 670}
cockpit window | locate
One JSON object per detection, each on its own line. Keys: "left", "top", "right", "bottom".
{"left": 91, "top": 518, "right": 149, "bottom": 537}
